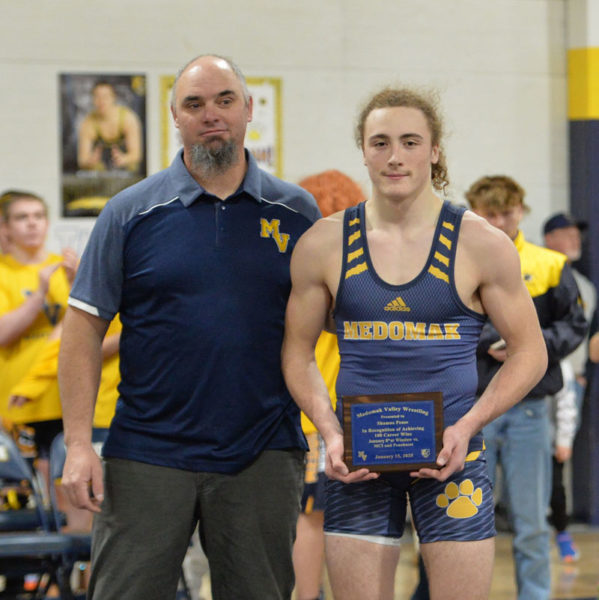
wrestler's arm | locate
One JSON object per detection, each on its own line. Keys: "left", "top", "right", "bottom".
{"left": 414, "top": 216, "right": 547, "bottom": 481}
{"left": 282, "top": 219, "right": 379, "bottom": 483}
{"left": 112, "top": 109, "right": 142, "bottom": 169}
{"left": 77, "top": 117, "right": 102, "bottom": 169}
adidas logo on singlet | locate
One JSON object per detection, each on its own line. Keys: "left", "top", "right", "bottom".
{"left": 384, "top": 296, "right": 411, "bottom": 312}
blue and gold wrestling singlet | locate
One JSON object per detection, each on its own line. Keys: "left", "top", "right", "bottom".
{"left": 325, "top": 200, "right": 496, "bottom": 543}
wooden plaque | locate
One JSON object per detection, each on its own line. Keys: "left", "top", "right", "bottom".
{"left": 343, "top": 392, "right": 444, "bottom": 472}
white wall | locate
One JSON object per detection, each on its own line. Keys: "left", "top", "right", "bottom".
{"left": 0, "top": 0, "right": 568, "bottom": 250}
{"left": 568, "top": 0, "right": 599, "bottom": 47}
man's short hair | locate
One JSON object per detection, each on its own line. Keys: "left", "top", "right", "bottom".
{"left": 355, "top": 87, "right": 449, "bottom": 193}
{"left": 170, "top": 54, "right": 250, "bottom": 109}
{"left": 465, "top": 175, "right": 530, "bottom": 213}
{"left": 0, "top": 190, "right": 48, "bottom": 221}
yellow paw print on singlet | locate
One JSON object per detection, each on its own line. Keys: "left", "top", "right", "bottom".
{"left": 436, "top": 480, "right": 482, "bottom": 519}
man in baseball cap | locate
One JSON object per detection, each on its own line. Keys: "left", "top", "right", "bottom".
{"left": 543, "top": 210, "right": 594, "bottom": 564}
{"left": 543, "top": 212, "right": 587, "bottom": 262}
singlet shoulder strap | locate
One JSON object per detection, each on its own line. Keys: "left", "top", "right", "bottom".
{"left": 117, "top": 106, "right": 127, "bottom": 135}
{"left": 334, "top": 202, "right": 367, "bottom": 315}
{"left": 91, "top": 107, "right": 127, "bottom": 145}
{"left": 341, "top": 202, "right": 367, "bottom": 281}
{"left": 426, "top": 201, "right": 466, "bottom": 285}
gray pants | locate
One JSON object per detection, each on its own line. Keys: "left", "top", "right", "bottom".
{"left": 88, "top": 450, "right": 305, "bottom": 600}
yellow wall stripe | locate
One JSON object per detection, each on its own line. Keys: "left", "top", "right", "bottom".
{"left": 568, "top": 47, "right": 599, "bottom": 119}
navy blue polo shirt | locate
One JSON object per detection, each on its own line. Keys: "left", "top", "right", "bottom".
{"left": 69, "top": 150, "right": 320, "bottom": 473}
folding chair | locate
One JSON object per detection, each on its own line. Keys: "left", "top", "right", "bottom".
{"left": 0, "top": 440, "right": 65, "bottom": 536}
{"left": 49, "top": 431, "right": 192, "bottom": 600}
{"left": 0, "top": 429, "right": 80, "bottom": 598}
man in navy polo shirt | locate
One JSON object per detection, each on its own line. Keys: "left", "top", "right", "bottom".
{"left": 58, "top": 54, "right": 319, "bottom": 600}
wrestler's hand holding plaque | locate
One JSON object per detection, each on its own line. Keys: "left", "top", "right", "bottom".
{"left": 343, "top": 392, "right": 443, "bottom": 472}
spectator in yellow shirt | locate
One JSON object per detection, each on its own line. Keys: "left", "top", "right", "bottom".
{"left": 0, "top": 190, "right": 76, "bottom": 488}
{"left": 9, "top": 316, "right": 122, "bottom": 531}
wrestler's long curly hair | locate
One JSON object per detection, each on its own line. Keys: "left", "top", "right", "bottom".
{"left": 355, "top": 87, "right": 449, "bottom": 194}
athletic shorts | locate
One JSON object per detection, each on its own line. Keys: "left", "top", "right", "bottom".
{"left": 301, "top": 433, "right": 326, "bottom": 513}
{"left": 324, "top": 451, "right": 495, "bottom": 543}
{"left": 301, "top": 472, "right": 327, "bottom": 514}
{"left": 25, "top": 419, "right": 63, "bottom": 459}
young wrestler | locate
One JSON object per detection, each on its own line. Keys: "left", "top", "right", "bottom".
{"left": 282, "top": 88, "right": 548, "bottom": 600}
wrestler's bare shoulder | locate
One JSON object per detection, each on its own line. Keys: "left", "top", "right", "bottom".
{"left": 459, "top": 209, "right": 519, "bottom": 265}
{"left": 312, "top": 209, "right": 346, "bottom": 231}
{"left": 295, "top": 210, "right": 345, "bottom": 254}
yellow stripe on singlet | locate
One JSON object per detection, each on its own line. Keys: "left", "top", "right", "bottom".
{"left": 434, "top": 251, "right": 450, "bottom": 267}
{"left": 465, "top": 450, "right": 481, "bottom": 462}
{"left": 348, "top": 247, "right": 364, "bottom": 263}
{"left": 428, "top": 265, "right": 449, "bottom": 283}
{"left": 465, "top": 441, "right": 486, "bottom": 462}
{"left": 442, "top": 221, "right": 455, "bottom": 231}
{"left": 346, "top": 262, "right": 368, "bottom": 279}
{"left": 348, "top": 230, "right": 361, "bottom": 245}
{"left": 439, "top": 234, "right": 452, "bottom": 250}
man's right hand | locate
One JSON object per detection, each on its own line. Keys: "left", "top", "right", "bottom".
{"left": 61, "top": 442, "right": 104, "bottom": 513}
{"left": 38, "top": 262, "right": 60, "bottom": 296}
{"left": 61, "top": 248, "right": 79, "bottom": 285}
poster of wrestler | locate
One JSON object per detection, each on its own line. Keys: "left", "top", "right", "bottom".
{"left": 160, "top": 75, "right": 282, "bottom": 176}
{"left": 60, "top": 73, "right": 147, "bottom": 217}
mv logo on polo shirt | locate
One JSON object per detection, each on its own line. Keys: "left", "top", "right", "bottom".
{"left": 260, "top": 218, "right": 290, "bottom": 253}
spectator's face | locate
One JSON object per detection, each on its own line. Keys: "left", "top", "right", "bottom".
{"left": 171, "top": 57, "right": 252, "bottom": 159}
{"left": 362, "top": 106, "right": 438, "bottom": 203}
{"left": 4, "top": 198, "right": 48, "bottom": 252}
{"left": 0, "top": 217, "right": 10, "bottom": 253}
{"left": 472, "top": 204, "right": 524, "bottom": 240}
{"left": 544, "top": 226, "right": 582, "bottom": 262}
